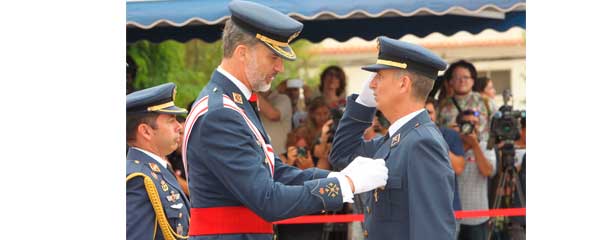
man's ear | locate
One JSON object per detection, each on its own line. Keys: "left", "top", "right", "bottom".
{"left": 233, "top": 44, "right": 248, "bottom": 62}
{"left": 398, "top": 74, "right": 412, "bottom": 94}
{"left": 137, "top": 123, "right": 153, "bottom": 141}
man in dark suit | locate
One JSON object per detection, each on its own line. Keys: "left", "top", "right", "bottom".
{"left": 126, "top": 82, "right": 190, "bottom": 240}
{"left": 329, "top": 36, "right": 457, "bottom": 240}
{"left": 182, "top": 1, "right": 389, "bottom": 240}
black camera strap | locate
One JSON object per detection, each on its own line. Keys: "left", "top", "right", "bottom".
{"left": 451, "top": 97, "right": 463, "bottom": 113}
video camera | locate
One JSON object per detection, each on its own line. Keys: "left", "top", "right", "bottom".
{"left": 489, "top": 89, "right": 526, "bottom": 168}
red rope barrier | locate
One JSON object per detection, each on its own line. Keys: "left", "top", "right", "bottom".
{"left": 274, "top": 208, "right": 525, "bottom": 225}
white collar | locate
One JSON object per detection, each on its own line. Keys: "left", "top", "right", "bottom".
{"left": 217, "top": 65, "right": 252, "bottom": 100}
{"left": 132, "top": 147, "right": 168, "bottom": 169}
{"left": 387, "top": 109, "right": 426, "bottom": 137}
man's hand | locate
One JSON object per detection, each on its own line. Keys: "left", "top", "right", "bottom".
{"left": 296, "top": 151, "right": 315, "bottom": 169}
{"left": 460, "top": 131, "right": 479, "bottom": 149}
{"left": 284, "top": 146, "right": 298, "bottom": 165}
{"left": 341, "top": 156, "right": 388, "bottom": 194}
{"left": 356, "top": 73, "right": 377, "bottom": 107}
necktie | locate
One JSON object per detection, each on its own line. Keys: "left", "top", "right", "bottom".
{"left": 248, "top": 93, "right": 261, "bottom": 120}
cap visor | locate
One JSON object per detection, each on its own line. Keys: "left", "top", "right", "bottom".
{"left": 262, "top": 41, "right": 296, "bottom": 61}
{"left": 361, "top": 64, "right": 398, "bottom": 72}
{"left": 156, "top": 106, "right": 188, "bottom": 115}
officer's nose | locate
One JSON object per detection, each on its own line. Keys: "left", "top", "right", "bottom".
{"left": 369, "top": 74, "right": 379, "bottom": 90}
{"left": 175, "top": 121, "right": 183, "bottom": 134}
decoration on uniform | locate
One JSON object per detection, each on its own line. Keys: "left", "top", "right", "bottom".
{"left": 149, "top": 163, "right": 161, "bottom": 172}
{"left": 160, "top": 180, "right": 169, "bottom": 192}
{"left": 415, "top": 122, "right": 420, "bottom": 128}
{"left": 170, "top": 203, "right": 184, "bottom": 209}
{"left": 232, "top": 92, "right": 243, "bottom": 104}
{"left": 288, "top": 31, "right": 300, "bottom": 43}
{"left": 151, "top": 172, "right": 159, "bottom": 180}
{"left": 177, "top": 223, "right": 184, "bottom": 235}
{"left": 167, "top": 191, "right": 181, "bottom": 202}
{"left": 172, "top": 87, "right": 177, "bottom": 101}
{"left": 391, "top": 134, "right": 401, "bottom": 147}
{"left": 319, "top": 182, "right": 339, "bottom": 198}
{"left": 134, "top": 160, "right": 140, "bottom": 164}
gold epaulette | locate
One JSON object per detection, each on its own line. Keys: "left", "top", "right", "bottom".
{"left": 127, "top": 173, "right": 188, "bottom": 239}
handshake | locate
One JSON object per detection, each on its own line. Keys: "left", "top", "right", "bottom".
{"left": 339, "top": 156, "right": 388, "bottom": 194}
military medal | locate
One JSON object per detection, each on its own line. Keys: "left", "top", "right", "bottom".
{"left": 151, "top": 172, "right": 158, "bottom": 180}
{"left": 160, "top": 180, "right": 169, "bottom": 192}
{"left": 166, "top": 191, "right": 180, "bottom": 202}
{"left": 149, "top": 163, "right": 161, "bottom": 172}
{"left": 177, "top": 223, "right": 183, "bottom": 235}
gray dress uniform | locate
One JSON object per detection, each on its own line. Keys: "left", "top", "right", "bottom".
{"left": 329, "top": 37, "right": 457, "bottom": 240}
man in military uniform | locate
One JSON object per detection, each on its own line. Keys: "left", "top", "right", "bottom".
{"left": 329, "top": 37, "right": 457, "bottom": 239}
{"left": 182, "top": 1, "right": 389, "bottom": 239}
{"left": 126, "top": 82, "right": 190, "bottom": 240}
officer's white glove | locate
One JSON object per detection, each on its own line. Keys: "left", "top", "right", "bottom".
{"left": 342, "top": 156, "right": 388, "bottom": 194}
{"left": 356, "top": 73, "right": 377, "bottom": 107}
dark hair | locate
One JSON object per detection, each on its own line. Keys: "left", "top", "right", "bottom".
{"left": 443, "top": 59, "right": 477, "bottom": 83}
{"left": 221, "top": 19, "right": 260, "bottom": 58}
{"left": 473, "top": 76, "right": 491, "bottom": 93}
{"left": 407, "top": 70, "right": 435, "bottom": 102}
{"left": 308, "top": 96, "right": 328, "bottom": 113}
{"left": 425, "top": 97, "right": 436, "bottom": 106}
{"left": 319, "top": 65, "right": 346, "bottom": 97}
{"left": 126, "top": 113, "right": 160, "bottom": 144}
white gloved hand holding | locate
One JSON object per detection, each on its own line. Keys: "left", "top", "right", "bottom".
{"left": 356, "top": 73, "right": 377, "bottom": 107}
{"left": 341, "top": 156, "right": 388, "bottom": 194}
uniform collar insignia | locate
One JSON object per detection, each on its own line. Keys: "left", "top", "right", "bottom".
{"left": 390, "top": 134, "right": 401, "bottom": 148}
{"left": 149, "top": 163, "right": 161, "bottom": 172}
{"left": 232, "top": 92, "right": 244, "bottom": 104}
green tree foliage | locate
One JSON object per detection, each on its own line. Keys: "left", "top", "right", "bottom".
{"left": 127, "top": 40, "right": 222, "bottom": 109}
{"left": 127, "top": 39, "right": 334, "bottom": 109}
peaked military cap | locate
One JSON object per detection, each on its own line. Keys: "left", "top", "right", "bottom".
{"left": 228, "top": 0, "right": 303, "bottom": 61}
{"left": 362, "top": 36, "right": 448, "bottom": 79}
{"left": 126, "top": 82, "right": 187, "bottom": 115}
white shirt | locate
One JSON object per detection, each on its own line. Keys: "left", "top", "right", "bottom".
{"left": 387, "top": 109, "right": 426, "bottom": 136}
{"left": 132, "top": 147, "right": 168, "bottom": 169}
{"left": 217, "top": 66, "right": 251, "bottom": 100}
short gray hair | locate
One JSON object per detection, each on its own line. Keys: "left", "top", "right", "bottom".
{"left": 396, "top": 69, "right": 435, "bottom": 101}
{"left": 222, "top": 19, "right": 260, "bottom": 58}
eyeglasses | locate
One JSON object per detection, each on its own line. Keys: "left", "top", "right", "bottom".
{"left": 462, "top": 110, "right": 480, "bottom": 117}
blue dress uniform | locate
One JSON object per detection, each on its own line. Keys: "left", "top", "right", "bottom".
{"left": 181, "top": 1, "right": 346, "bottom": 239}
{"left": 126, "top": 83, "right": 191, "bottom": 240}
{"left": 329, "top": 37, "right": 457, "bottom": 240}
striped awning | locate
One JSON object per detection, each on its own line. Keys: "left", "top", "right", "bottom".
{"left": 127, "top": 0, "right": 525, "bottom": 43}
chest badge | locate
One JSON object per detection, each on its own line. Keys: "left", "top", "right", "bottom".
{"left": 232, "top": 92, "right": 244, "bottom": 104}
{"left": 167, "top": 190, "right": 181, "bottom": 202}
{"left": 390, "top": 134, "right": 401, "bottom": 147}
{"left": 149, "top": 163, "right": 161, "bottom": 173}
{"left": 160, "top": 180, "right": 169, "bottom": 192}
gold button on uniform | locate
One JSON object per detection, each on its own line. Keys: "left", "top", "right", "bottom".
{"left": 363, "top": 230, "right": 368, "bottom": 238}
{"left": 178, "top": 212, "right": 183, "bottom": 218}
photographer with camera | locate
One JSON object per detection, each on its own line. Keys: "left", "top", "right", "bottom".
{"left": 436, "top": 60, "right": 496, "bottom": 240}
